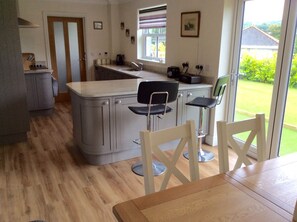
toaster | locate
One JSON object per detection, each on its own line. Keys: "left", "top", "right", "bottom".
{"left": 167, "top": 66, "right": 180, "bottom": 78}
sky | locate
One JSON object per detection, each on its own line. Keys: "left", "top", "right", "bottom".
{"left": 243, "top": 0, "right": 285, "bottom": 24}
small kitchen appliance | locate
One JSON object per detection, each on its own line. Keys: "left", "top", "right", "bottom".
{"left": 179, "top": 74, "right": 202, "bottom": 84}
{"left": 116, "top": 54, "right": 125, "bottom": 65}
{"left": 167, "top": 66, "right": 180, "bottom": 78}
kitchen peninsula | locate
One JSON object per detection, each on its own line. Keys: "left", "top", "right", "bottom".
{"left": 67, "top": 65, "right": 212, "bottom": 165}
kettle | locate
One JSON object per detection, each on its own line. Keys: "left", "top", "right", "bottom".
{"left": 116, "top": 54, "right": 125, "bottom": 65}
{"left": 167, "top": 66, "right": 180, "bottom": 78}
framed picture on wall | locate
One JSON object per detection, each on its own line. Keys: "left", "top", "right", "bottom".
{"left": 181, "top": 11, "right": 200, "bottom": 37}
{"left": 94, "top": 21, "right": 103, "bottom": 30}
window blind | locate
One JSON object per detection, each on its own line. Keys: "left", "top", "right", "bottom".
{"left": 139, "top": 5, "right": 167, "bottom": 29}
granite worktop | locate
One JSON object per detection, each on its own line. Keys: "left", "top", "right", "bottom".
{"left": 67, "top": 65, "right": 212, "bottom": 98}
{"left": 24, "top": 69, "right": 53, "bottom": 74}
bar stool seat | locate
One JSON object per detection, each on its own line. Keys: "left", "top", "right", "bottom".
{"left": 129, "top": 105, "right": 172, "bottom": 116}
{"left": 129, "top": 81, "right": 179, "bottom": 176}
{"left": 186, "top": 97, "right": 217, "bottom": 109}
{"left": 183, "top": 75, "right": 230, "bottom": 162}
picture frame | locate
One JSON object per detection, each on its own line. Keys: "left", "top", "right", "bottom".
{"left": 125, "top": 29, "right": 130, "bottom": 37}
{"left": 94, "top": 21, "right": 103, "bottom": 30}
{"left": 131, "top": 36, "right": 135, "bottom": 44}
{"left": 181, "top": 11, "right": 200, "bottom": 37}
{"left": 120, "top": 22, "right": 125, "bottom": 30}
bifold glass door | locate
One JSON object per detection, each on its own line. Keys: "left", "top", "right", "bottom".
{"left": 229, "top": 0, "right": 297, "bottom": 157}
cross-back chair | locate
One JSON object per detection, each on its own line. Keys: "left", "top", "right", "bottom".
{"left": 217, "top": 113, "right": 267, "bottom": 173}
{"left": 140, "top": 120, "right": 200, "bottom": 195}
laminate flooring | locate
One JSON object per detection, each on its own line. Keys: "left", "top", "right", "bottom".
{"left": 0, "top": 102, "right": 231, "bottom": 222}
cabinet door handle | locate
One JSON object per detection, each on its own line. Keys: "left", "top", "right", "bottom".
{"left": 187, "top": 92, "right": 193, "bottom": 97}
{"left": 178, "top": 93, "right": 183, "bottom": 98}
{"left": 102, "top": 101, "right": 109, "bottom": 105}
{"left": 115, "top": 100, "right": 122, "bottom": 104}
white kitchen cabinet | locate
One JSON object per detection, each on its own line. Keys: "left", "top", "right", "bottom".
{"left": 25, "top": 72, "right": 55, "bottom": 111}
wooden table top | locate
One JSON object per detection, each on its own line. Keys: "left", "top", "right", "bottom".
{"left": 226, "top": 152, "right": 297, "bottom": 216}
{"left": 113, "top": 172, "right": 293, "bottom": 221}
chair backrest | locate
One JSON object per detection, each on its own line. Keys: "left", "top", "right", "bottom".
{"left": 217, "top": 113, "right": 267, "bottom": 173}
{"left": 213, "top": 75, "right": 229, "bottom": 105}
{"left": 137, "top": 81, "right": 179, "bottom": 105}
{"left": 140, "top": 120, "right": 200, "bottom": 194}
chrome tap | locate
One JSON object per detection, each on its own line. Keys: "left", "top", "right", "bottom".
{"left": 130, "top": 62, "right": 144, "bottom": 71}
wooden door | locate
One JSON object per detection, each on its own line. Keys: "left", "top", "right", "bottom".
{"left": 48, "top": 17, "right": 86, "bottom": 102}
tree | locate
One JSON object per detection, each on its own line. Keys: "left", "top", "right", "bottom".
{"left": 240, "top": 53, "right": 297, "bottom": 88}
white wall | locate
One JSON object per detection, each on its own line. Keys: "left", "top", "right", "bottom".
{"left": 18, "top": 0, "right": 110, "bottom": 80}
{"left": 117, "top": 0, "right": 224, "bottom": 77}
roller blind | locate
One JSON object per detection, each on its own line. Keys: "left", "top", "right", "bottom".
{"left": 139, "top": 5, "right": 167, "bottom": 29}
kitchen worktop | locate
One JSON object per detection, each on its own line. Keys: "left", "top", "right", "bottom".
{"left": 24, "top": 69, "right": 53, "bottom": 74}
{"left": 67, "top": 65, "right": 212, "bottom": 98}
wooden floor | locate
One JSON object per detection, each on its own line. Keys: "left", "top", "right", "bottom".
{"left": 0, "top": 102, "right": 230, "bottom": 222}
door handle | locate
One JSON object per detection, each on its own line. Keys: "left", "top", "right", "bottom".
{"left": 102, "top": 101, "right": 109, "bottom": 106}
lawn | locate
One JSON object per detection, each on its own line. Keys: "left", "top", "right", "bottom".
{"left": 234, "top": 79, "right": 297, "bottom": 156}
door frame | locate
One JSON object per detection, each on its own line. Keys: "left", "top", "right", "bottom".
{"left": 227, "top": 0, "right": 297, "bottom": 159}
{"left": 42, "top": 11, "right": 88, "bottom": 88}
{"left": 43, "top": 11, "right": 87, "bottom": 68}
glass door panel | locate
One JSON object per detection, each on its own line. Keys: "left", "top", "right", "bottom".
{"left": 53, "top": 22, "right": 67, "bottom": 93}
{"left": 68, "top": 22, "right": 81, "bottom": 82}
{"left": 233, "top": 0, "right": 285, "bottom": 151}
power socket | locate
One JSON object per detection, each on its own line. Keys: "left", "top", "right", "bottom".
{"left": 195, "top": 65, "right": 203, "bottom": 70}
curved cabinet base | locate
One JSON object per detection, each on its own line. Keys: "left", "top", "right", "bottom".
{"left": 79, "top": 147, "right": 141, "bottom": 165}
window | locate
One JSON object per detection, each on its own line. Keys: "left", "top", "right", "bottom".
{"left": 138, "top": 5, "right": 167, "bottom": 63}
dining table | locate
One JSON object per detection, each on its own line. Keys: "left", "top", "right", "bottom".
{"left": 112, "top": 152, "right": 297, "bottom": 221}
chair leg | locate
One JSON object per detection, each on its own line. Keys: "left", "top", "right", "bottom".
{"left": 183, "top": 107, "right": 215, "bottom": 162}
{"left": 131, "top": 115, "right": 167, "bottom": 176}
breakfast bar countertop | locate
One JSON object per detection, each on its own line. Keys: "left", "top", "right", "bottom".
{"left": 67, "top": 65, "right": 212, "bottom": 98}
{"left": 24, "top": 69, "right": 54, "bottom": 74}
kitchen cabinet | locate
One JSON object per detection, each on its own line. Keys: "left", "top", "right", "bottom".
{"left": 180, "top": 88, "right": 211, "bottom": 135}
{"left": 80, "top": 98, "right": 111, "bottom": 155}
{"left": 113, "top": 96, "right": 146, "bottom": 152}
{"left": 70, "top": 94, "right": 112, "bottom": 164}
{"left": 0, "top": 0, "right": 29, "bottom": 144}
{"left": 68, "top": 85, "right": 212, "bottom": 165}
{"left": 95, "top": 66, "right": 138, "bottom": 80}
{"left": 25, "top": 72, "right": 55, "bottom": 111}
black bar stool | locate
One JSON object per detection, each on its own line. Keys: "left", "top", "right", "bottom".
{"left": 183, "top": 75, "right": 229, "bottom": 162}
{"left": 129, "top": 81, "right": 179, "bottom": 176}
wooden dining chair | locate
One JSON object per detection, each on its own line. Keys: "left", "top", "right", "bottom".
{"left": 217, "top": 113, "right": 267, "bottom": 173}
{"left": 140, "top": 120, "right": 200, "bottom": 195}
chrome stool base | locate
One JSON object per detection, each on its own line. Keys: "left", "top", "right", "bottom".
{"left": 183, "top": 149, "right": 215, "bottom": 162}
{"left": 131, "top": 160, "right": 167, "bottom": 176}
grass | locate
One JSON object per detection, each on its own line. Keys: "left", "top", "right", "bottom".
{"left": 234, "top": 79, "right": 297, "bottom": 156}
